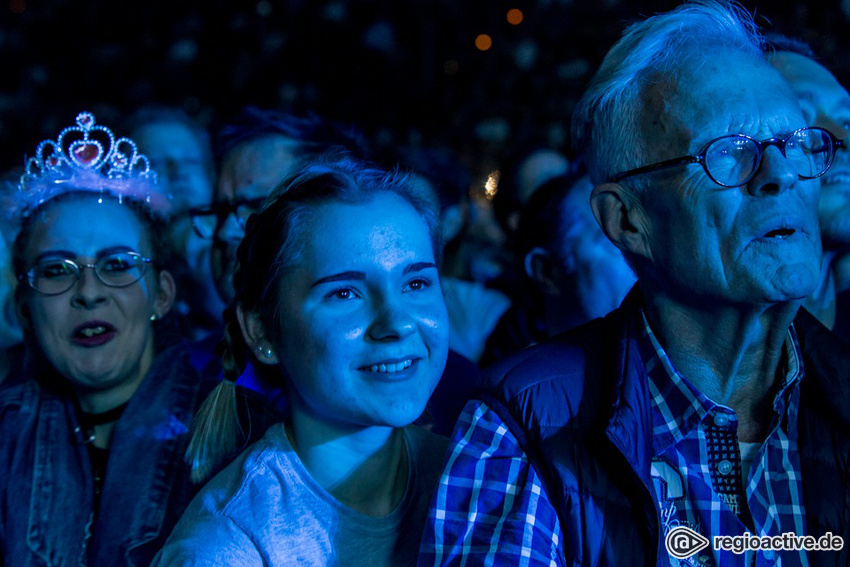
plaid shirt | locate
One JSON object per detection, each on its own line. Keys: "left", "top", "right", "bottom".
{"left": 418, "top": 400, "right": 565, "bottom": 566}
{"left": 641, "top": 313, "right": 809, "bottom": 567}
{"left": 420, "top": 312, "right": 809, "bottom": 567}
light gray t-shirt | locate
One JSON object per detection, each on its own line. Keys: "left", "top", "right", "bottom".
{"left": 153, "top": 424, "right": 448, "bottom": 566}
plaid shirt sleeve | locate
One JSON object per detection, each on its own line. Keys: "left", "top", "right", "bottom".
{"left": 419, "top": 399, "right": 565, "bottom": 567}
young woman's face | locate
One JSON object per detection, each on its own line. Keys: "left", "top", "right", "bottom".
{"left": 20, "top": 195, "right": 172, "bottom": 403}
{"left": 267, "top": 192, "right": 449, "bottom": 429}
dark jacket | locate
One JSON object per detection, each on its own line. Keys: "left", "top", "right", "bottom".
{"left": 483, "top": 290, "right": 850, "bottom": 566}
{"left": 0, "top": 342, "right": 279, "bottom": 567}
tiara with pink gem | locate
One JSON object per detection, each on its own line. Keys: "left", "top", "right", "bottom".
{"left": 14, "top": 111, "right": 171, "bottom": 218}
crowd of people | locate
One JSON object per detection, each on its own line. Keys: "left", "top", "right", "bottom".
{"left": 0, "top": 1, "right": 849, "bottom": 566}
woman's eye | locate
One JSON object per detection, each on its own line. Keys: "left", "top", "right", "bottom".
{"left": 326, "top": 287, "right": 359, "bottom": 301}
{"left": 404, "top": 277, "right": 432, "bottom": 292}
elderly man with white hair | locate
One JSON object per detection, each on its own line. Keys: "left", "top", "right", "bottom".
{"left": 420, "top": 2, "right": 850, "bottom": 566}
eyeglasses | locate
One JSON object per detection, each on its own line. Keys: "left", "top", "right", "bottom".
{"left": 24, "top": 251, "right": 152, "bottom": 296}
{"left": 189, "top": 198, "right": 266, "bottom": 240}
{"left": 610, "top": 127, "right": 846, "bottom": 188}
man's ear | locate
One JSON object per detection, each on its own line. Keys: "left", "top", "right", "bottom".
{"left": 152, "top": 270, "right": 177, "bottom": 320}
{"left": 590, "top": 183, "right": 652, "bottom": 262}
{"left": 524, "top": 247, "right": 563, "bottom": 296}
{"left": 236, "top": 303, "right": 279, "bottom": 365}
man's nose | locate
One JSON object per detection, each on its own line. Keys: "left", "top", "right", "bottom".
{"left": 746, "top": 145, "right": 797, "bottom": 196}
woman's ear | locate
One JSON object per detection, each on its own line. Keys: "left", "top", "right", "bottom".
{"left": 152, "top": 270, "right": 177, "bottom": 320}
{"left": 590, "top": 183, "right": 652, "bottom": 262}
{"left": 236, "top": 303, "right": 279, "bottom": 365}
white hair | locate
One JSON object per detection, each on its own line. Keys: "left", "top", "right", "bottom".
{"left": 571, "top": 1, "right": 765, "bottom": 186}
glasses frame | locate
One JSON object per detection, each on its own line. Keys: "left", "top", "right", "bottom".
{"left": 610, "top": 126, "right": 846, "bottom": 188}
{"left": 189, "top": 197, "right": 266, "bottom": 240}
{"left": 23, "top": 252, "right": 153, "bottom": 296}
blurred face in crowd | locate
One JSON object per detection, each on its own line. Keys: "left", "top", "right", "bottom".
{"left": 248, "top": 192, "right": 449, "bottom": 430}
{"left": 556, "top": 176, "right": 635, "bottom": 319}
{"left": 18, "top": 195, "right": 174, "bottom": 410}
{"left": 134, "top": 120, "right": 216, "bottom": 299}
{"left": 626, "top": 52, "right": 821, "bottom": 307}
{"left": 212, "top": 134, "right": 304, "bottom": 304}
{"left": 770, "top": 51, "right": 850, "bottom": 249}
{"left": 133, "top": 121, "right": 214, "bottom": 214}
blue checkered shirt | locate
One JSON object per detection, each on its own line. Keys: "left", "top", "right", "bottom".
{"left": 641, "top": 312, "right": 809, "bottom": 567}
{"left": 418, "top": 399, "right": 565, "bottom": 566}
{"left": 420, "top": 313, "right": 811, "bottom": 567}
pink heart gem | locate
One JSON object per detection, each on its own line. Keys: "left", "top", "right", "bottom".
{"left": 78, "top": 114, "right": 94, "bottom": 129}
{"left": 47, "top": 156, "right": 59, "bottom": 167}
{"left": 73, "top": 144, "right": 99, "bottom": 165}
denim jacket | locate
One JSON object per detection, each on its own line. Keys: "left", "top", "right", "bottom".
{"left": 0, "top": 342, "right": 277, "bottom": 567}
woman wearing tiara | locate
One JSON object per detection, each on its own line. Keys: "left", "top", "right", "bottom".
{"left": 154, "top": 155, "right": 450, "bottom": 566}
{"left": 0, "top": 112, "right": 274, "bottom": 566}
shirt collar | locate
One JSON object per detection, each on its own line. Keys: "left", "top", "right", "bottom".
{"left": 637, "top": 308, "right": 805, "bottom": 455}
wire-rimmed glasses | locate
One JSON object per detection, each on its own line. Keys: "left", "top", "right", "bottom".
{"left": 610, "top": 127, "right": 846, "bottom": 188}
{"left": 24, "top": 251, "right": 152, "bottom": 296}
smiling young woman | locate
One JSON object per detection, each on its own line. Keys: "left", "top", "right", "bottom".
{"left": 155, "top": 154, "right": 452, "bottom": 566}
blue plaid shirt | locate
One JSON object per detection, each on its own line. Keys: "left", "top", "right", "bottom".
{"left": 420, "top": 313, "right": 809, "bottom": 567}
{"left": 641, "top": 313, "right": 808, "bottom": 567}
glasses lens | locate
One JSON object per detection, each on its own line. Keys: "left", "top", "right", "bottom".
{"left": 787, "top": 128, "right": 833, "bottom": 178}
{"left": 96, "top": 252, "right": 147, "bottom": 287}
{"left": 704, "top": 136, "right": 760, "bottom": 187}
{"left": 30, "top": 259, "right": 78, "bottom": 295}
{"left": 191, "top": 209, "right": 217, "bottom": 239}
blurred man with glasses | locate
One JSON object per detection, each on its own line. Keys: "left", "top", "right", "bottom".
{"left": 187, "top": 108, "right": 369, "bottom": 409}
{"left": 421, "top": 2, "right": 850, "bottom": 565}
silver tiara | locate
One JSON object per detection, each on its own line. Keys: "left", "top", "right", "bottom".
{"left": 15, "top": 111, "right": 170, "bottom": 217}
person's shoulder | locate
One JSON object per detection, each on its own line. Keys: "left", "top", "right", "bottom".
{"left": 794, "top": 308, "right": 850, "bottom": 429}
{"left": 0, "top": 378, "right": 43, "bottom": 417}
{"left": 481, "top": 314, "right": 613, "bottom": 401}
{"left": 191, "top": 424, "right": 290, "bottom": 513}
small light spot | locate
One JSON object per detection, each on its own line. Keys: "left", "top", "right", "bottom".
{"left": 506, "top": 9, "right": 523, "bottom": 25}
{"left": 475, "top": 34, "right": 492, "bottom": 51}
{"left": 484, "top": 170, "right": 500, "bottom": 200}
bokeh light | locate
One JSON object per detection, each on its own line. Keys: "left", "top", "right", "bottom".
{"left": 507, "top": 9, "right": 523, "bottom": 25}
{"left": 475, "top": 34, "right": 493, "bottom": 51}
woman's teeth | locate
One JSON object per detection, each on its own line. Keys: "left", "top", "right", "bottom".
{"left": 80, "top": 326, "right": 107, "bottom": 337}
{"left": 368, "top": 359, "right": 413, "bottom": 373}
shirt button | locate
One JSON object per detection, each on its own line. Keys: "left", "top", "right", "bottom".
{"left": 713, "top": 413, "right": 730, "bottom": 427}
{"left": 717, "top": 459, "right": 733, "bottom": 475}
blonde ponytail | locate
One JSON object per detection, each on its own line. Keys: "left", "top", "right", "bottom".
{"left": 185, "top": 311, "right": 249, "bottom": 483}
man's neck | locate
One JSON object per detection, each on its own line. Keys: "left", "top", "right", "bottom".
{"left": 642, "top": 287, "right": 799, "bottom": 442}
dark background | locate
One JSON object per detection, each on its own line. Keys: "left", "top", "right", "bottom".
{"left": 3, "top": 0, "right": 849, "bottom": 181}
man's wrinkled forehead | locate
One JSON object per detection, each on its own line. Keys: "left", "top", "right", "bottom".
{"left": 637, "top": 52, "right": 805, "bottom": 156}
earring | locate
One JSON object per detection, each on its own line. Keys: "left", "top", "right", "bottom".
{"left": 256, "top": 345, "right": 274, "bottom": 359}
{"left": 150, "top": 313, "right": 158, "bottom": 322}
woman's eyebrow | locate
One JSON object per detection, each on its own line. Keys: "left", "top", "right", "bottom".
{"left": 34, "top": 249, "right": 76, "bottom": 263}
{"left": 403, "top": 262, "right": 438, "bottom": 275}
{"left": 311, "top": 271, "right": 366, "bottom": 287}
{"left": 95, "top": 246, "right": 136, "bottom": 259}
